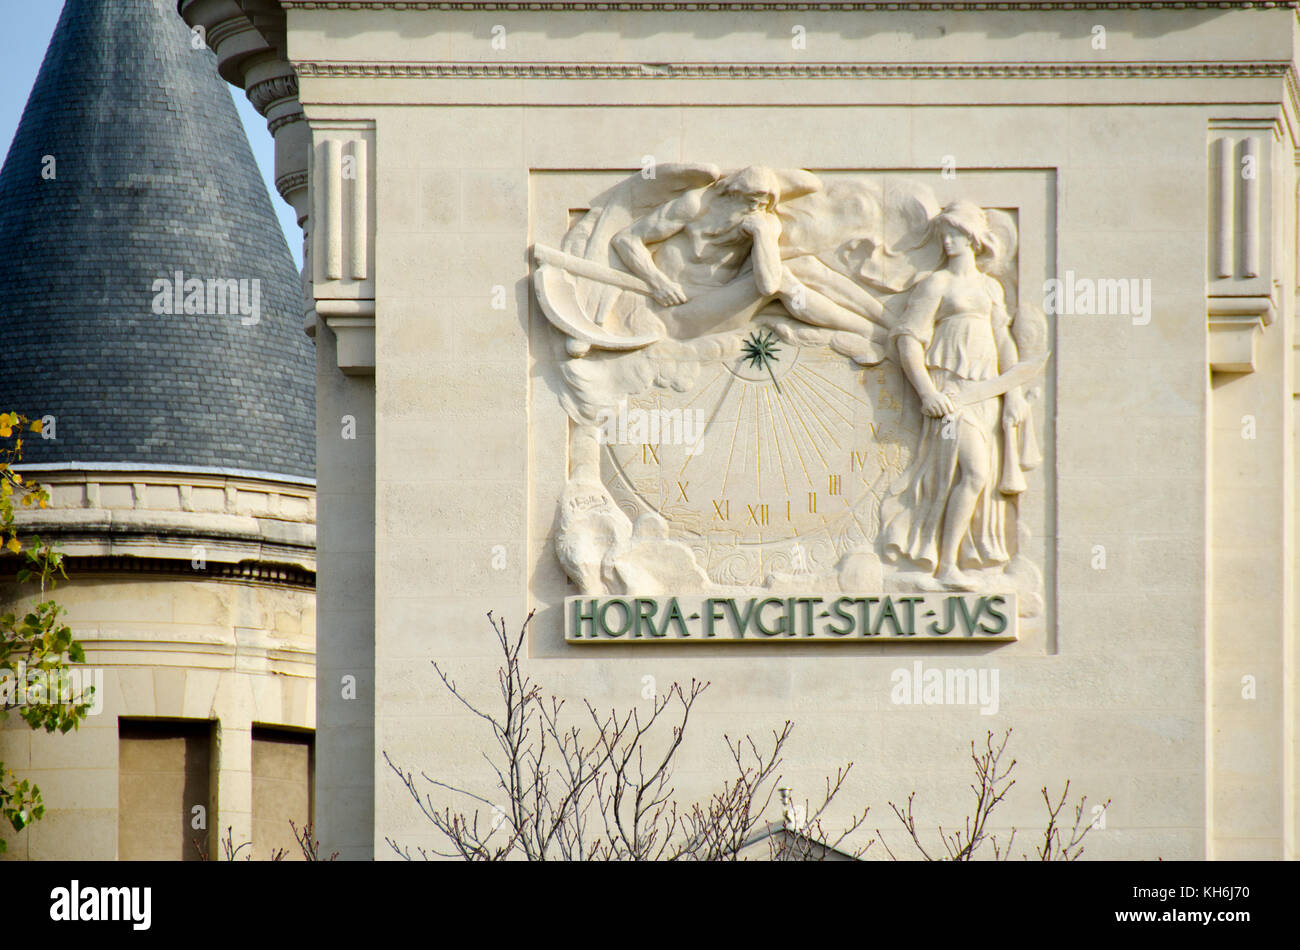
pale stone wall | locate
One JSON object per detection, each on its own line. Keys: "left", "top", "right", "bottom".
{"left": 0, "top": 470, "right": 316, "bottom": 860}
{"left": 0, "top": 573, "right": 315, "bottom": 859}
{"left": 313, "top": 325, "right": 376, "bottom": 860}
{"left": 287, "top": 3, "right": 1300, "bottom": 860}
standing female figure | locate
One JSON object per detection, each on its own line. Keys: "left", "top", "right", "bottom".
{"left": 880, "top": 201, "right": 1029, "bottom": 590}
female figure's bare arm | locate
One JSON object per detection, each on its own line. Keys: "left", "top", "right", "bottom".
{"left": 895, "top": 275, "right": 953, "bottom": 418}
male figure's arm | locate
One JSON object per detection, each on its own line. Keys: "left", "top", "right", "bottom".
{"left": 740, "top": 211, "right": 783, "bottom": 296}
{"left": 742, "top": 168, "right": 822, "bottom": 296}
{"left": 611, "top": 189, "right": 706, "bottom": 306}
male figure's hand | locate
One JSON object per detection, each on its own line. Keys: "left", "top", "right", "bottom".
{"left": 648, "top": 275, "right": 689, "bottom": 307}
{"left": 739, "top": 211, "right": 781, "bottom": 243}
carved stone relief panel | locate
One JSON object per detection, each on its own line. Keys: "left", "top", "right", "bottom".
{"left": 530, "top": 167, "right": 1052, "bottom": 643}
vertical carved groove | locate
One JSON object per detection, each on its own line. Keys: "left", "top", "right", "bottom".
{"left": 319, "top": 139, "right": 343, "bottom": 280}
{"left": 1215, "top": 136, "right": 1233, "bottom": 279}
{"left": 1241, "top": 136, "right": 1260, "bottom": 278}
{"left": 348, "top": 140, "right": 368, "bottom": 280}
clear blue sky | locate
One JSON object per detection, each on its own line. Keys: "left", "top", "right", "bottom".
{"left": 0, "top": 0, "right": 302, "bottom": 267}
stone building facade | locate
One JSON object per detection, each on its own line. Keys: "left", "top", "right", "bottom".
{"left": 0, "top": 0, "right": 316, "bottom": 860}
{"left": 241, "top": 0, "right": 1294, "bottom": 861}
{"left": 8, "top": 0, "right": 1300, "bottom": 862}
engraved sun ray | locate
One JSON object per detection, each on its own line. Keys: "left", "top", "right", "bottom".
{"left": 680, "top": 370, "right": 736, "bottom": 477}
{"left": 763, "top": 388, "right": 789, "bottom": 495}
{"left": 849, "top": 505, "right": 870, "bottom": 537}
{"left": 796, "top": 363, "right": 875, "bottom": 409}
{"left": 753, "top": 378, "right": 762, "bottom": 496}
{"left": 679, "top": 368, "right": 727, "bottom": 411}
{"left": 721, "top": 384, "right": 747, "bottom": 496}
{"left": 785, "top": 374, "right": 842, "bottom": 453}
{"left": 772, "top": 384, "right": 815, "bottom": 489}
{"left": 603, "top": 446, "right": 664, "bottom": 520}
{"left": 781, "top": 377, "right": 835, "bottom": 470}
{"left": 792, "top": 367, "right": 856, "bottom": 427}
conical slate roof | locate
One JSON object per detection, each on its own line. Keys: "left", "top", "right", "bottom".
{"left": 0, "top": 0, "right": 314, "bottom": 481}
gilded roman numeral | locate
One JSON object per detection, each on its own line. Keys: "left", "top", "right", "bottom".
{"left": 642, "top": 444, "right": 660, "bottom": 465}
{"left": 676, "top": 481, "right": 689, "bottom": 502}
{"left": 712, "top": 499, "right": 730, "bottom": 521}
{"left": 828, "top": 474, "right": 842, "bottom": 495}
{"left": 746, "top": 503, "right": 769, "bottom": 526}
{"left": 850, "top": 450, "right": 868, "bottom": 472}
{"left": 807, "top": 491, "right": 817, "bottom": 513}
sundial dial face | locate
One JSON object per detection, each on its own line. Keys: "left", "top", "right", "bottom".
{"left": 601, "top": 324, "right": 920, "bottom": 588}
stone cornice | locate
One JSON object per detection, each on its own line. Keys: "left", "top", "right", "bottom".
{"left": 268, "top": 110, "right": 307, "bottom": 134}
{"left": 0, "top": 555, "right": 316, "bottom": 590}
{"left": 247, "top": 74, "right": 301, "bottom": 112}
{"left": 280, "top": 1, "right": 1298, "bottom": 9}
{"left": 11, "top": 461, "right": 314, "bottom": 487}
{"left": 8, "top": 469, "right": 316, "bottom": 573}
{"left": 292, "top": 59, "right": 1292, "bottom": 79}
{"left": 276, "top": 169, "right": 310, "bottom": 195}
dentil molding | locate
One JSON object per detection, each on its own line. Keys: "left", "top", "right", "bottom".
{"left": 292, "top": 60, "right": 1292, "bottom": 80}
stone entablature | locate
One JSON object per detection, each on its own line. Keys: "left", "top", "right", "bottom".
{"left": 9, "top": 468, "right": 316, "bottom": 574}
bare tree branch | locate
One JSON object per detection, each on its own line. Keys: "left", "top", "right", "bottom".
{"left": 384, "top": 611, "right": 866, "bottom": 861}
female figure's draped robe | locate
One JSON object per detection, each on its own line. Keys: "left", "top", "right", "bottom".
{"left": 880, "top": 274, "right": 1012, "bottom": 571}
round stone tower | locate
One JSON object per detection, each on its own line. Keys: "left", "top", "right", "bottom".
{"left": 0, "top": 0, "right": 316, "bottom": 860}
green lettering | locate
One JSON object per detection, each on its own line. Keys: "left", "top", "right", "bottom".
{"left": 704, "top": 598, "right": 726, "bottom": 638}
{"left": 872, "top": 596, "right": 903, "bottom": 636}
{"left": 797, "top": 597, "right": 823, "bottom": 636}
{"left": 724, "top": 598, "right": 758, "bottom": 638}
{"left": 825, "top": 597, "right": 855, "bottom": 636}
{"left": 953, "top": 596, "right": 981, "bottom": 636}
{"left": 572, "top": 598, "right": 598, "bottom": 639}
{"left": 755, "top": 598, "right": 785, "bottom": 636}
{"left": 661, "top": 597, "right": 690, "bottom": 638}
{"left": 634, "top": 597, "right": 661, "bottom": 638}
{"left": 599, "top": 598, "right": 632, "bottom": 638}
{"left": 856, "top": 597, "right": 879, "bottom": 636}
{"left": 896, "top": 596, "right": 922, "bottom": 636}
{"left": 978, "top": 596, "right": 1009, "bottom": 635}
{"left": 927, "top": 598, "right": 956, "bottom": 636}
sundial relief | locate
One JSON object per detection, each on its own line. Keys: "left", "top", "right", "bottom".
{"left": 533, "top": 165, "right": 1049, "bottom": 643}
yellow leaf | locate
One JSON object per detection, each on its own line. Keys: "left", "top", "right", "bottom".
{"left": 11, "top": 473, "right": 21, "bottom": 484}
{"left": 29, "top": 420, "right": 41, "bottom": 433}
{"left": 0, "top": 413, "right": 8, "bottom": 427}
{"left": 6, "top": 538, "right": 20, "bottom": 554}
{"left": 39, "top": 498, "right": 47, "bottom": 509}
{"left": 0, "top": 427, "right": 11, "bottom": 438}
